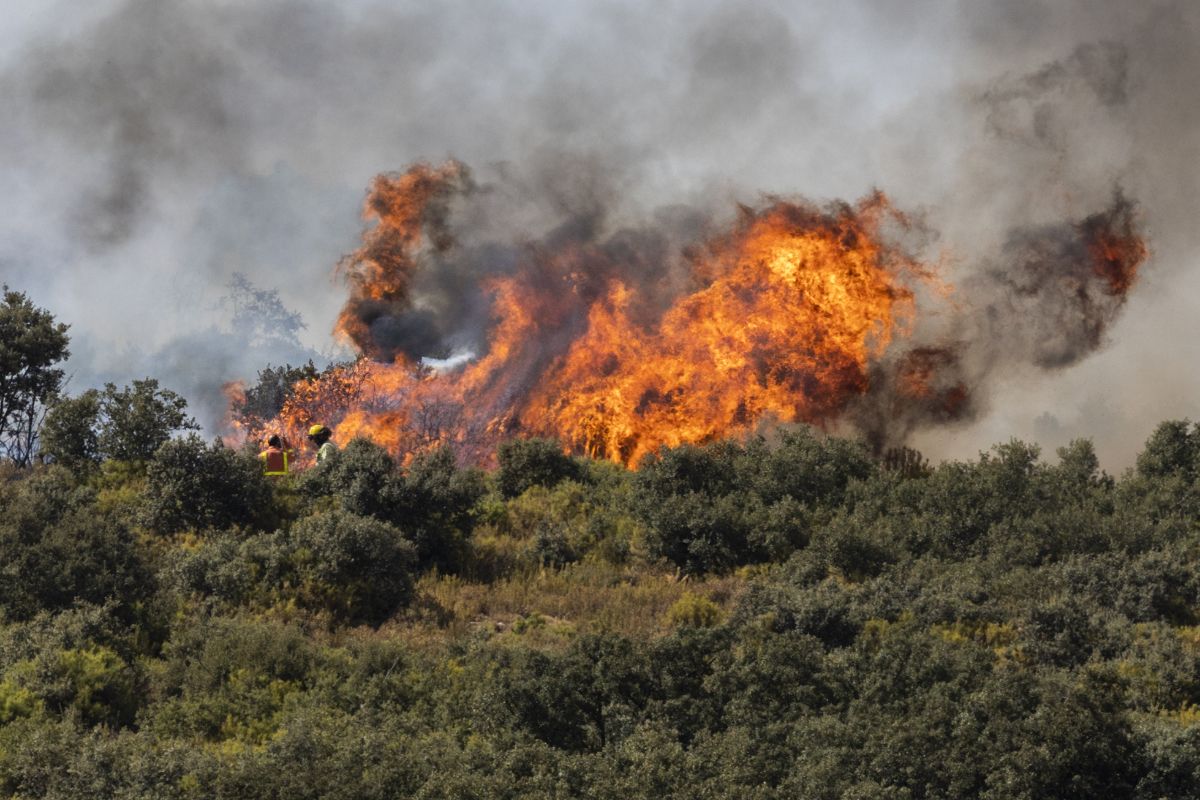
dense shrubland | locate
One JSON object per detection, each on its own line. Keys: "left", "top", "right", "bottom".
{"left": 3, "top": 291, "right": 1200, "bottom": 797}
{"left": 0, "top": 417, "right": 1198, "bottom": 798}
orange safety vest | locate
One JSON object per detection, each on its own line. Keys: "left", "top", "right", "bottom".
{"left": 259, "top": 446, "right": 290, "bottom": 476}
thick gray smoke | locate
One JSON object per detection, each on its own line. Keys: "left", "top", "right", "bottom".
{"left": 0, "top": 0, "right": 1196, "bottom": 464}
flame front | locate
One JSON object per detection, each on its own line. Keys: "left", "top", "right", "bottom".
{"left": 518, "top": 196, "right": 920, "bottom": 464}
{"left": 231, "top": 162, "right": 1149, "bottom": 467}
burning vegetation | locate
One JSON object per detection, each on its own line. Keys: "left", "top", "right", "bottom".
{"left": 230, "top": 161, "right": 1148, "bottom": 466}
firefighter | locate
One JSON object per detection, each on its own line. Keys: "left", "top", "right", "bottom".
{"left": 259, "top": 434, "right": 292, "bottom": 477}
{"left": 308, "top": 423, "right": 338, "bottom": 464}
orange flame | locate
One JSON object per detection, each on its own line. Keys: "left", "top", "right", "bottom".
{"left": 234, "top": 163, "right": 1149, "bottom": 468}
{"left": 517, "top": 195, "right": 922, "bottom": 464}
{"left": 335, "top": 161, "right": 470, "bottom": 358}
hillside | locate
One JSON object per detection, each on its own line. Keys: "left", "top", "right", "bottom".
{"left": 2, "top": 420, "right": 1200, "bottom": 798}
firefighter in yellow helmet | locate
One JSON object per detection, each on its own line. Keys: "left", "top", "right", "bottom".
{"left": 307, "top": 424, "right": 338, "bottom": 464}
{"left": 258, "top": 434, "right": 292, "bottom": 477}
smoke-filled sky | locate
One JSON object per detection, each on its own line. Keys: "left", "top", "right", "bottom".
{"left": 1, "top": 0, "right": 1197, "bottom": 467}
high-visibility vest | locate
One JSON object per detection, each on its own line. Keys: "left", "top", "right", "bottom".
{"left": 259, "top": 447, "right": 290, "bottom": 476}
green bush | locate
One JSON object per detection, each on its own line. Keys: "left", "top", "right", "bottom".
{"left": 42, "top": 379, "right": 200, "bottom": 468}
{"left": 665, "top": 592, "right": 723, "bottom": 629}
{"left": 0, "top": 605, "right": 144, "bottom": 730}
{"left": 142, "top": 435, "right": 271, "bottom": 533}
{"left": 289, "top": 510, "right": 418, "bottom": 625}
{"left": 301, "top": 441, "right": 483, "bottom": 573}
{"left": 38, "top": 391, "right": 102, "bottom": 471}
{"left": 392, "top": 445, "right": 485, "bottom": 571}
{"left": 633, "top": 438, "right": 826, "bottom": 574}
{"left": 1136, "top": 420, "right": 1199, "bottom": 481}
{"left": 0, "top": 469, "right": 152, "bottom": 621}
{"left": 496, "top": 437, "right": 581, "bottom": 498}
{"left": 13, "top": 645, "right": 139, "bottom": 728}
{"left": 170, "top": 511, "right": 418, "bottom": 626}
{"left": 302, "top": 436, "right": 401, "bottom": 520}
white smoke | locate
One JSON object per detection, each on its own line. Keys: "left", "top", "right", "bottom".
{"left": 1, "top": 0, "right": 1196, "bottom": 464}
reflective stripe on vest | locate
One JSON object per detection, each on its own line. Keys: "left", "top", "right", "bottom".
{"left": 260, "top": 448, "right": 288, "bottom": 476}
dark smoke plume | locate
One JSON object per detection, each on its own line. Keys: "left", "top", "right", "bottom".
{"left": 975, "top": 191, "right": 1146, "bottom": 370}
{"left": 851, "top": 191, "right": 1147, "bottom": 451}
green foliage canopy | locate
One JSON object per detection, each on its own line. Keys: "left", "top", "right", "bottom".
{"left": 0, "top": 288, "right": 69, "bottom": 466}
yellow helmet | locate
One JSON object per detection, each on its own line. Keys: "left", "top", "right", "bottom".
{"left": 308, "top": 424, "right": 330, "bottom": 437}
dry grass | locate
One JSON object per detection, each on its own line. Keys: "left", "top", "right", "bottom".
{"left": 388, "top": 561, "right": 743, "bottom": 648}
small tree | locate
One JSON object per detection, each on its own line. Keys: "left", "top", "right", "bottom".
{"left": 40, "top": 379, "right": 199, "bottom": 467}
{"left": 396, "top": 445, "right": 485, "bottom": 571}
{"left": 39, "top": 390, "right": 102, "bottom": 470}
{"left": 98, "top": 379, "right": 198, "bottom": 461}
{"left": 230, "top": 361, "right": 320, "bottom": 431}
{"left": 289, "top": 510, "right": 417, "bottom": 625}
{"left": 0, "top": 467, "right": 153, "bottom": 621}
{"left": 223, "top": 273, "right": 306, "bottom": 350}
{"left": 1137, "top": 420, "right": 1199, "bottom": 481}
{"left": 0, "top": 287, "right": 70, "bottom": 466}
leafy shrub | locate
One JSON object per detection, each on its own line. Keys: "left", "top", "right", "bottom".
{"left": 169, "top": 532, "right": 270, "bottom": 606}
{"left": 144, "top": 616, "right": 315, "bottom": 744}
{"left": 666, "top": 592, "right": 723, "bottom": 629}
{"left": 1136, "top": 420, "right": 1199, "bottom": 481}
{"left": 734, "top": 579, "right": 862, "bottom": 648}
{"left": 392, "top": 445, "right": 485, "bottom": 571}
{"left": 0, "top": 678, "right": 40, "bottom": 724}
{"left": 300, "top": 441, "right": 483, "bottom": 572}
{"left": 43, "top": 379, "right": 200, "bottom": 468}
{"left": 707, "top": 630, "right": 836, "bottom": 729}
{"left": 289, "top": 510, "right": 417, "bottom": 625}
{"left": 142, "top": 435, "right": 271, "bottom": 533}
{"left": 302, "top": 436, "right": 401, "bottom": 520}
{"left": 1138, "top": 721, "right": 1200, "bottom": 799}
{"left": 493, "top": 481, "right": 606, "bottom": 569}
{"left": 634, "top": 438, "right": 829, "bottom": 574}
{"left": 529, "top": 521, "right": 578, "bottom": 568}
{"left": 0, "top": 287, "right": 69, "bottom": 467}
{"left": 744, "top": 428, "right": 875, "bottom": 507}
{"left": 636, "top": 490, "right": 758, "bottom": 574}
{"left": 0, "top": 469, "right": 152, "bottom": 621}
{"left": 38, "top": 391, "right": 102, "bottom": 471}
{"left": 97, "top": 379, "right": 199, "bottom": 462}
{"left": 7, "top": 646, "right": 139, "bottom": 728}
{"left": 496, "top": 437, "right": 581, "bottom": 498}
{"left": 0, "top": 605, "right": 144, "bottom": 730}
{"left": 479, "top": 634, "right": 651, "bottom": 752}
{"left": 171, "top": 511, "right": 418, "bottom": 625}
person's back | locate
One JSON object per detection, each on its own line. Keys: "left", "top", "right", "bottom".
{"left": 259, "top": 435, "right": 291, "bottom": 476}
{"left": 316, "top": 440, "right": 338, "bottom": 464}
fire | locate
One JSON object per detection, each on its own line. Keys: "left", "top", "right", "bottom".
{"left": 335, "top": 161, "right": 471, "bottom": 360}
{"left": 1081, "top": 193, "right": 1148, "bottom": 296}
{"left": 518, "top": 196, "right": 922, "bottom": 464}
{"left": 230, "top": 162, "right": 1150, "bottom": 467}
